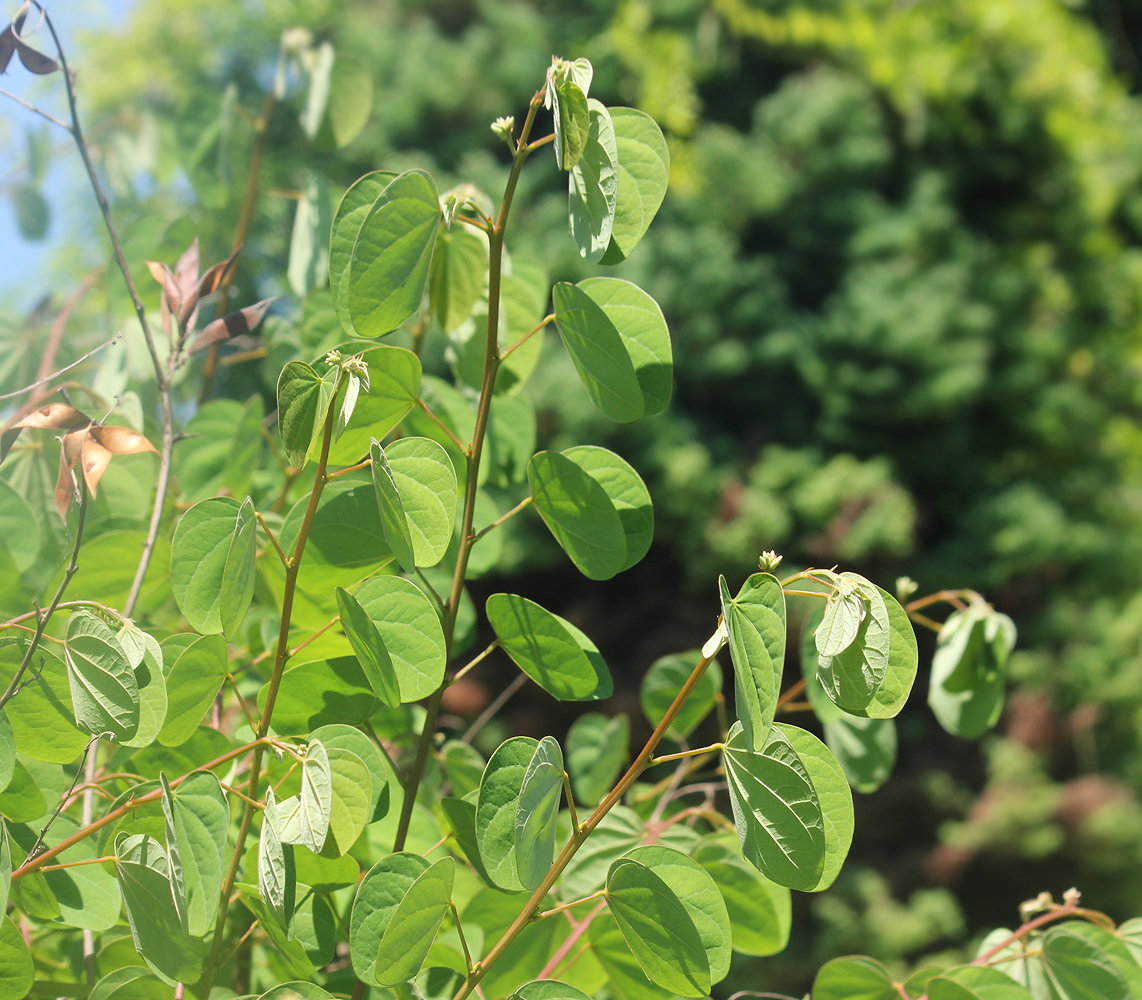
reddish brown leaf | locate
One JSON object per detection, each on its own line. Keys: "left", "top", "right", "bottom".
{"left": 174, "top": 239, "right": 200, "bottom": 300}
{"left": 15, "top": 38, "right": 57, "bottom": 75}
{"left": 186, "top": 297, "right": 275, "bottom": 355}
{"left": 54, "top": 427, "right": 86, "bottom": 520}
{"left": 88, "top": 424, "right": 158, "bottom": 457}
{"left": 0, "top": 25, "right": 17, "bottom": 74}
{"left": 11, "top": 402, "right": 91, "bottom": 430}
{"left": 146, "top": 260, "right": 183, "bottom": 316}
{"left": 78, "top": 434, "right": 113, "bottom": 496}
{"left": 196, "top": 254, "right": 236, "bottom": 297}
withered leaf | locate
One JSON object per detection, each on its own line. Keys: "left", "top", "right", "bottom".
{"left": 174, "top": 239, "right": 200, "bottom": 301}
{"left": 187, "top": 297, "right": 275, "bottom": 354}
{"left": 15, "top": 38, "right": 58, "bottom": 75}
{"left": 197, "top": 254, "right": 236, "bottom": 297}
{"left": 88, "top": 424, "right": 158, "bottom": 457}
{"left": 146, "top": 260, "right": 183, "bottom": 316}
{"left": 0, "top": 25, "right": 17, "bottom": 74}
{"left": 12, "top": 1, "right": 29, "bottom": 34}
{"left": 1, "top": 403, "right": 91, "bottom": 464}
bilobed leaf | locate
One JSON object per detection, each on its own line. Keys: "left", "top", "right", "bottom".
{"left": 311, "top": 722, "right": 392, "bottom": 824}
{"left": 161, "top": 770, "right": 228, "bottom": 937}
{"left": 552, "top": 282, "right": 644, "bottom": 423}
{"left": 277, "top": 740, "right": 333, "bottom": 854}
{"left": 515, "top": 737, "right": 565, "bottom": 890}
{"left": 811, "top": 955, "right": 897, "bottom": 1000}
{"left": 64, "top": 611, "right": 140, "bottom": 742}
{"left": 640, "top": 651, "right": 722, "bottom": 741}
{"left": 553, "top": 78, "right": 590, "bottom": 170}
{"left": 778, "top": 724, "right": 853, "bottom": 892}
{"left": 486, "top": 593, "right": 612, "bottom": 701}
{"left": 692, "top": 837, "right": 791, "bottom": 957}
{"left": 158, "top": 634, "right": 227, "bottom": 747}
{"left": 320, "top": 745, "right": 372, "bottom": 857}
{"left": 855, "top": 586, "right": 918, "bottom": 719}
{"left": 327, "top": 344, "right": 421, "bottom": 465}
{"left": 335, "top": 585, "right": 400, "bottom": 707}
{"left": 566, "top": 712, "right": 629, "bottom": 807}
{"left": 719, "top": 572, "right": 786, "bottom": 751}
{"left": 374, "top": 856, "right": 455, "bottom": 986}
{"left": 115, "top": 833, "right": 205, "bottom": 986}
{"left": 722, "top": 721, "right": 825, "bottom": 890}
{"left": 601, "top": 107, "right": 670, "bottom": 264}
{"left": 510, "top": 981, "right": 593, "bottom": 1000}
{"left": 927, "top": 965, "right": 1035, "bottom": 1000}
{"left": 430, "top": 223, "right": 488, "bottom": 331}
{"left": 816, "top": 574, "right": 891, "bottom": 716}
{"left": 356, "top": 575, "right": 447, "bottom": 701}
{"left": 605, "top": 857, "right": 710, "bottom": 997}
{"left": 350, "top": 852, "right": 431, "bottom": 986}
{"left": 562, "top": 445, "right": 654, "bottom": 573}
{"left": 527, "top": 450, "right": 627, "bottom": 580}
{"left": 117, "top": 627, "right": 167, "bottom": 750}
{"left": 258, "top": 787, "right": 296, "bottom": 933}
{"left": 349, "top": 169, "right": 441, "bottom": 337}
{"left": 277, "top": 361, "right": 335, "bottom": 467}
{"left": 0, "top": 916, "right": 32, "bottom": 1000}
{"left": 574, "top": 278, "right": 672, "bottom": 418}
{"left": 386, "top": 435, "right": 458, "bottom": 568}
{"left": 330, "top": 171, "right": 398, "bottom": 334}
{"left": 370, "top": 438, "right": 415, "bottom": 572}
{"left": 622, "top": 845, "right": 731, "bottom": 983}
{"left": 569, "top": 99, "right": 618, "bottom": 263}
{"left": 816, "top": 589, "right": 864, "bottom": 657}
{"left": 476, "top": 736, "right": 538, "bottom": 892}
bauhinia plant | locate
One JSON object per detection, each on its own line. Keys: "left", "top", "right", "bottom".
{"left": 0, "top": 16, "right": 1139, "bottom": 1000}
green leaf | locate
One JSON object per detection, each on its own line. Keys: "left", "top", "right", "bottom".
{"left": 605, "top": 857, "right": 711, "bottom": 997}
{"left": 488, "top": 394, "right": 537, "bottom": 488}
{"left": 88, "top": 967, "right": 174, "bottom": 1000}
{"left": 65, "top": 611, "right": 140, "bottom": 742}
{"left": 258, "top": 787, "right": 296, "bottom": 934}
{"left": 326, "top": 344, "right": 421, "bottom": 465}
{"left": 476, "top": 736, "right": 538, "bottom": 892}
{"left": 777, "top": 723, "right": 854, "bottom": 891}
{"left": 158, "top": 634, "right": 227, "bottom": 748}
{"left": 569, "top": 99, "right": 618, "bottom": 263}
{"left": 335, "top": 585, "right": 401, "bottom": 707}
{"left": 551, "top": 282, "right": 644, "bottom": 424}
{"left": 369, "top": 439, "right": 416, "bottom": 572}
{"left": 170, "top": 496, "right": 258, "bottom": 637}
{"left": 0, "top": 712, "right": 13, "bottom": 793}
{"left": 928, "top": 602, "right": 1016, "bottom": 739}
{"left": 486, "top": 593, "right": 612, "bottom": 701}
{"left": 574, "top": 278, "right": 672, "bottom": 418}
{"left": 320, "top": 744, "right": 373, "bottom": 857}
{"left": 0, "top": 759, "right": 45, "bottom": 821}
{"left": 640, "top": 650, "right": 722, "bottom": 741}
{"left": 811, "top": 955, "right": 897, "bottom": 1000}
{"left": 386, "top": 436, "right": 458, "bottom": 568}
{"left": 374, "top": 856, "right": 455, "bottom": 986}
{"left": 816, "top": 574, "right": 891, "bottom": 716}
{"left": 622, "top": 845, "right": 732, "bottom": 983}
{"left": 1120, "top": 917, "right": 1142, "bottom": 965}
{"left": 589, "top": 912, "right": 676, "bottom": 1000}
{"left": 0, "top": 916, "right": 32, "bottom": 1000}
{"left": 441, "top": 740, "right": 485, "bottom": 799}
{"left": 692, "top": 836, "right": 791, "bottom": 957}
{"left": 160, "top": 770, "right": 228, "bottom": 937}
{"left": 117, "top": 627, "right": 167, "bottom": 750}
{"left": 823, "top": 715, "right": 897, "bottom": 794}
{"left": 722, "top": 721, "right": 825, "bottom": 890}
{"left": 35, "top": 813, "right": 121, "bottom": 930}
{"left": 856, "top": 586, "right": 918, "bottom": 719}
{"left": 356, "top": 575, "right": 447, "bottom": 701}
{"left": 560, "top": 805, "right": 642, "bottom": 901}
{"left": 330, "top": 172, "right": 397, "bottom": 334}
{"left": 277, "top": 361, "right": 335, "bottom": 468}
{"left": 928, "top": 965, "right": 1034, "bottom": 1000}
{"left": 115, "top": 833, "right": 205, "bottom": 986}
{"left": 720, "top": 572, "right": 786, "bottom": 751}
{"left": 439, "top": 796, "right": 496, "bottom": 889}
{"left": 349, "top": 169, "right": 441, "bottom": 338}
{"left": 1063, "top": 923, "right": 1142, "bottom": 1000}
{"left": 0, "top": 479, "right": 40, "bottom": 573}
{"left": 601, "top": 108, "right": 670, "bottom": 265}
{"left": 325, "top": 55, "right": 373, "bottom": 148}
{"left": 12, "top": 184, "right": 49, "bottom": 241}
{"left": 511, "top": 981, "right": 594, "bottom": 1000}
{"left": 430, "top": 223, "right": 488, "bottom": 331}
{"left": 351, "top": 852, "right": 431, "bottom": 986}
{"left": 0, "top": 821, "right": 9, "bottom": 915}
{"left": 816, "top": 589, "right": 864, "bottom": 657}
{"left": 260, "top": 984, "right": 335, "bottom": 1000}
{"left": 562, "top": 445, "right": 654, "bottom": 573}
{"left": 0, "top": 644, "right": 88, "bottom": 763}
{"left": 527, "top": 450, "right": 627, "bottom": 580}
{"left": 288, "top": 174, "right": 332, "bottom": 297}
{"left": 553, "top": 78, "right": 590, "bottom": 170}
{"left": 515, "top": 736, "right": 564, "bottom": 890}
{"left": 266, "top": 656, "right": 381, "bottom": 732}
{"left": 310, "top": 723, "right": 391, "bottom": 824}
{"left": 277, "top": 740, "right": 333, "bottom": 854}
{"left": 1038, "top": 925, "right": 1130, "bottom": 1000}
{"left": 567, "top": 712, "right": 629, "bottom": 807}
{"left": 238, "top": 880, "right": 336, "bottom": 977}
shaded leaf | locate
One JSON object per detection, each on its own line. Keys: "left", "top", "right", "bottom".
{"left": 569, "top": 99, "right": 618, "bottom": 263}
{"left": 335, "top": 585, "right": 401, "bottom": 707}
{"left": 515, "top": 736, "right": 564, "bottom": 890}
{"left": 719, "top": 572, "right": 785, "bottom": 751}
{"left": 566, "top": 711, "right": 628, "bottom": 807}
{"left": 476, "top": 735, "right": 538, "bottom": 892}
{"left": 640, "top": 650, "right": 722, "bottom": 741}
{"left": 374, "top": 856, "right": 455, "bottom": 986}
{"left": 601, "top": 108, "right": 670, "bottom": 264}
{"left": 64, "top": 611, "right": 140, "bottom": 741}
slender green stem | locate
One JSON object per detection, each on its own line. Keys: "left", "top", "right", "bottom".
{"left": 775, "top": 678, "right": 806, "bottom": 712}
{"left": 500, "top": 314, "right": 553, "bottom": 360}
{"left": 417, "top": 396, "right": 467, "bottom": 452}
{"left": 392, "top": 89, "right": 545, "bottom": 854}
{"left": 562, "top": 770, "right": 579, "bottom": 832}
{"left": 451, "top": 902, "right": 475, "bottom": 972}
{"left": 471, "top": 496, "right": 532, "bottom": 544}
{"left": 650, "top": 744, "right": 723, "bottom": 766}
{"left": 256, "top": 512, "right": 288, "bottom": 567}
{"left": 327, "top": 457, "right": 373, "bottom": 479}
{"left": 450, "top": 641, "right": 499, "bottom": 685}
{"left": 535, "top": 889, "right": 605, "bottom": 919}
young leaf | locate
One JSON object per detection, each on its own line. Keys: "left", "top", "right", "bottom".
{"left": 514, "top": 736, "right": 564, "bottom": 890}
{"left": 356, "top": 575, "right": 448, "bottom": 701}
{"left": 569, "top": 99, "right": 618, "bottom": 263}
{"left": 816, "top": 588, "right": 864, "bottom": 657}
{"left": 816, "top": 573, "right": 891, "bottom": 716}
{"left": 161, "top": 770, "right": 228, "bottom": 937}
{"left": 330, "top": 171, "right": 398, "bottom": 334}
{"left": 335, "top": 585, "right": 401, "bottom": 707}
{"left": 722, "top": 721, "right": 826, "bottom": 890}
{"left": 553, "top": 77, "right": 590, "bottom": 170}
{"left": 486, "top": 593, "right": 612, "bottom": 701}
{"left": 640, "top": 650, "right": 722, "bottom": 741}
{"left": 349, "top": 169, "right": 441, "bottom": 338}
{"left": 158, "top": 634, "right": 227, "bottom": 748}
{"left": 350, "top": 853, "right": 431, "bottom": 986}
{"left": 604, "top": 857, "right": 711, "bottom": 997}
{"left": 600, "top": 107, "right": 670, "bottom": 265}
{"left": 692, "top": 837, "right": 791, "bottom": 957}
{"left": 64, "top": 611, "right": 140, "bottom": 742}
{"left": 719, "top": 572, "right": 786, "bottom": 751}
{"left": 373, "top": 856, "right": 455, "bottom": 986}
{"left": 386, "top": 435, "right": 458, "bottom": 568}
{"left": 621, "top": 844, "right": 732, "bottom": 983}
{"left": 326, "top": 344, "right": 421, "bottom": 465}
{"left": 277, "top": 740, "right": 333, "bottom": 854}
{"left": 258, "top": 787, "right": 297, "bottom": 933}
{"left": 811, "top": 955, "right": 897, "bottom": 1000}
{"left": 184, "top": 297, "right": 275, "bottom": 355}
{"left": 566, "top": 711, "right": 629, "bottom": 807}
{"left": 277, "top": 361, "right": 335, "bottom": 468}
{"left": 476, "top": 736, "right": 539, "bottom": 892}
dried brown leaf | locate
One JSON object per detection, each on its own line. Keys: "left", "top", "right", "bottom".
{"left": 0, "top": 25, "right": 17, "bottom": 74}
{"left": 12, "top": 1, "right": 29, "bottom": 34}
{"left": 146, "top": 260, "right": 182, "bottom": 316}
{"left": 196, "top": 254, "right": 236, "bottom": 297}
{"left": 11, "top": 402, "right": 91, "bottom": 431}
{"left": 88, "top": 424, "right": 158, "bottom": 457}
{"left": 174, "top": 239, "right": 200, "bottom": 300}
{"left": 186, "top": 297, "right": 275, "bottom": 354}
{"left": 54, "top": 427, "right": 86, "bottom": 520}
{"left": 78, "top": 434, "right": 113, "bottom": 496}
{"left": 15, "top": 38, "right": 57, "bottom": 75}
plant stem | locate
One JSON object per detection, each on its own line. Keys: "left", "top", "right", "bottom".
{"left": 539, "top": 899, "right": 606, "bottom": 979}
{"left": 774, "top": 678, "right": 806, "bottom": 711}
{"left": 500, "top": 314, "right": 553, "bottom": 360}
{"left": 450, "top": 641, "right": 499, "bottom": 684}
{"left": 535, "top": 890, "right": 605, "bottom": 919}
{"left": 471, "top": 495, "right": 532, "bottom": 543}
{"left": 650, "top": 744, "right": 723, "bottom": 766}
{"left": 451, "top": 643, "right": 718, "bottom": 1000}
{"left": 392, "top": 89, "right": 545, "bottom": 854}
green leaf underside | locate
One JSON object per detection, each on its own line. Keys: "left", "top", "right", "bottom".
{"left": 514, "top": 736, "right": 564, "bottom": 890}
{"left": 817, "top": 574, "right": 891, "bottom": 715}
{"left": 349, "top": 169, "right": 441, "bottom": 338}
{"left": 720, "top": 572, "right": 786, "bottom": 751}
{"left": 258, "top": 787, "right": 296, "bottom": 933}
{"left": 64, "top": 611, "right": 140, "bottom": 742}
{"left": 476, "top": 736, "right": 539, "bottom": 892}
{"left": 605, "top": 857, "right": 711, "bottom": 997}
{"left": 430, "top": 223, "right": 488, "bottom": 331}
{"left": 927, "top": 965, "right": 1034, "bottom": 1000}
{"left": 330, "top": 171, "right": 397, "bottom": 334}
{"left": 486, "top": 593, "right": 610, "bottom": 700}
{"left": 171, "top": 496, "right": 247, "bottom": 636}
{"left": 601, "top": 107, "right": 670, "bottom": 264}
{"left": 278, "top": 740, "right": 333, "bottom": 854}
{"left": 554, "top": 78, "right": 590, "bottom": 170}
{"left": 641, "top": 650, "right": 722, "bottom": 740}
{"left": 566, "top": 711, "right": 629, "bottom": 807}
{"left": 161, "top": 770, "right": 228, "bottom": 937}
{"left": 692, "top": 837, "right": 791, "bottom": 957}
{"left": 355, "top": 575, "right": 447, "bottom": 701}
{"left": 811, "top": 955, "right": 897, "bottom": 1000}
{"left": 569, "top": 99, "right": 618, "bottom": 263}
{"left": 928, "top": 603, "right": 1015, "bottom": 739}
{"left": 374, "top": 856, "right": 455, "bottom": 986}
{"left": 722, "top": 722, "right": 826, "bottom": 890}
{"left": 335, "top": 585, "right": 401, "bottom": 707}
{"left": 277, "top": 362, "right": 334, "bottom": 469}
